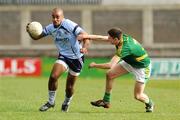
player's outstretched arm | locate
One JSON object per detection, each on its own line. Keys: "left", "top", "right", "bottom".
{"left": 26, "top": 23, "right": 45, "bottom": 40}
{"left": 89, "top": 62, "right": 111, "bottom": 69}
{"left": 77, "top": 34, "right": 108, "bottom": 42}
{"left": 89, "top": 55, "right": 120, "bottom": 69}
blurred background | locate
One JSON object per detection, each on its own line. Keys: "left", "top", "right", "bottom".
{"left": 0, "top": 0, "right": 180, "bottom": 78}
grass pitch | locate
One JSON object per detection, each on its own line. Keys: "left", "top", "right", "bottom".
{"left": 0, "top": 76, "right": 180, "bottom": 120}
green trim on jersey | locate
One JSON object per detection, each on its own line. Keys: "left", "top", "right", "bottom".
{"left": 115, "top": 34, "right": 150, "bottom": 68}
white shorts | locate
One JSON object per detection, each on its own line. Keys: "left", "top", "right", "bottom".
{"left": 119, "top": 60, "right": 151, "bottom": 83}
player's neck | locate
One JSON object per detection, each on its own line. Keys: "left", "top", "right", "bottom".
{"left": 54, "top": 24, "right": 60, "bottom": 28}
{"left": 115, "top": 36, "right": 123, "bottom": 47}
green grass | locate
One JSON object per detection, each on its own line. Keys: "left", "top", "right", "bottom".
{"left": 0, "top": 76, "right": 180, "bottom": 120}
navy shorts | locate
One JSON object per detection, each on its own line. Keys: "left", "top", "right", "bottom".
{"left": 55, "top": 54, "right": 84, "bottom": 76}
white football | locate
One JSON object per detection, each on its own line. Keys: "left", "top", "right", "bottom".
{"left": 28, "top": 21, "right": 43, "bottom": 38}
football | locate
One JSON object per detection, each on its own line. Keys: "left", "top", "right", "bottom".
{"left": 28, "top": 21, "right": 43, "bottom": 39}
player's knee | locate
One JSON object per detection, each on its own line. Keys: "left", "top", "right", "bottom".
{"left": 106, "top": 71, "right": 113, "bottom": 80}
{"left": 134, "top": 93, "right": 142, "bottom": 100}
{"left": 49, "top": 73, "right": 59, "bottom": 82}
{"left": 134, "top": 94, "right": 140, "bottom": 100}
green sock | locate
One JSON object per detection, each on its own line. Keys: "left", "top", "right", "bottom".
{"left": 145, "top": 98, "right": 153, "bottom": 106}
{"left": 103, "top": 92, "right": 111, "bottom": 103}
{"left": 148, "top": 99, "right": 153, "bottom": 105}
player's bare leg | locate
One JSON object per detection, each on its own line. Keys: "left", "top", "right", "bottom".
{"left": 39, "top": 63, "right": 66, "bottom": 112}
{"left": 134, "top": 81, "right": 154, "bottom": 112}
{"left": 91, "top": 64, "right": 128, "bottom": 108}
{"left": 61, "top": 73, "right": 77, "bottom": 112}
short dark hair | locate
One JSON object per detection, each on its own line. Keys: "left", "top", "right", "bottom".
{"left": 107, "top": 28, "right": 122, "bottom": 39}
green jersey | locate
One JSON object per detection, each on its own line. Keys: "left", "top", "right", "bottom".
{"left": 115, "top": 34, "right": 150, "bottom": 68}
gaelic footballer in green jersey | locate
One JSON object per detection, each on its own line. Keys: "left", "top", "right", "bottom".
{"left": 78, "top": 27, "right": 154, "bottom": 112}
{"left": 115, "top": 34, "right": 150, "bottom": 68}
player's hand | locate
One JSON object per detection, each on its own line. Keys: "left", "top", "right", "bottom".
{"left": 80, "top": 48, "right": 88, "bottom": 54}
{"left": 26, "top": 23, "right": 30, "bottom": 33}
{"left": 89, "top": 62, "right": 96, "bottom": 68}
{"left": 26, "top": 22, "right": 41, "bottom": 40}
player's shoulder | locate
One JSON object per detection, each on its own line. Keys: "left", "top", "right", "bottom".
{"left": 123, "top": 34, "right": 132, "bottom": 41}
{"left": 62, "top": 19, "right": 84, "bottom": 34}
{"left": 64, "top": 19, "right": 76, "bottom": 24}
{"left": 62, "top": 19, "right": 77, "bottom": 28}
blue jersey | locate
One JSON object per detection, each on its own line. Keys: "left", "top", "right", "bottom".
{"left": 43, "top": 19, "right": 84, "bottom": 59}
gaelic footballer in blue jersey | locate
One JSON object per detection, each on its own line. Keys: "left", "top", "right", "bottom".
{"left": 26, "top": 8, "right": 90, "bottom": 112}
